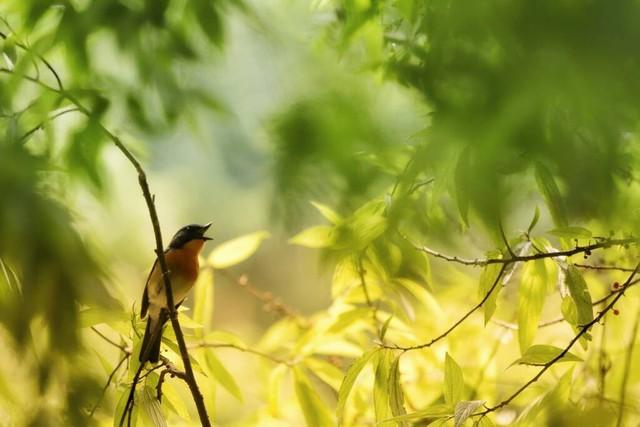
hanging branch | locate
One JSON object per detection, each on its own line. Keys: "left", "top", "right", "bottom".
{"left": 0, "top": 26, "right": 211, "bottom": 427}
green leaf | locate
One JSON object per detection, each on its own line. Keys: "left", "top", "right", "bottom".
{"left": 204, "top": 349, "right": 243, "bottom": 402}
{"left": 193, "top": 269, "right": 214, "bottom": 337}
{"left": 380, "top": 404, "right": 452, "bottom": 423}
{"left": 208, "top": 231, "right": 270, "bottom": 268}
{"left": 267, "top": 364, "right": 288, "bottom": 417}
{"left": 389, "top": 355, "right": 407, "bottom": 423}
{"left": 511, "top": 345, "right": 582, "bottom": 366}
{"left": 455, "top": 147, "right": 471, "bottom": 226}
{"left": 548, "top": 226, "right": 592, "bottom": 239}
{"left": 374, "top": 349, "right": 394, "bottom": 425}
{"left": 454, "top": 400, "right": 485, "bottom": 427}
{"left": 444, "top": 353, "right": 464, "bottom": 405}
{"left": 337, "top": 349, "right": 379, "bottom": 424}
{"left": 304, "top": 358, "right": 344, "bottom": 391}
{"left": 527, "top": 207, "right": 540, "bottom": 234}
{"left": 289, "top": 225, "right": 335, "bottom": 248}
{"left": 564, "top": 265, "right": 594, "bottom": 327}
{"left": 161, "top": 380, "right": 191, "bottom": 420}
{"left": 140, "top": 386, "right": 167, "bottom": 427}
{"left": 311, "top": 201, "right": 342, "bottom": 224}
{"left": 478, "top": 260, "right": 503, "bottom": 324}
{"left": 379, "top": 315, "right": 393, "bottom": 341}
{"left": 518, "top": 260, "right": 547, "bottom": 353}
{"left": 515, "top": 367, "right": 574, "bottom": 426}
{"left": 534, "top": 162, "right": 568, "bottom": 227}
{"left": 293, "top": 367, "right": 334, "bottom": 427}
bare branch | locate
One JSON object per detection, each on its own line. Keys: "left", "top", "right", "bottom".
{"left": 192, "top": 342, "right": 293, "bottom": 366}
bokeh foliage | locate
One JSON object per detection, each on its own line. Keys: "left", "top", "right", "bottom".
{"left": 1, "top": 0, "right": 640, "bottom": 426}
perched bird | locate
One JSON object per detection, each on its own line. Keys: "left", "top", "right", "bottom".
{"left": 139, "top": 223, "right": 212, "bottom": 363}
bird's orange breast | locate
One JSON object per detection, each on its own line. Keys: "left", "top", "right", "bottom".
{"left": 165, "top": 241, "right": 202, "bottom": 282}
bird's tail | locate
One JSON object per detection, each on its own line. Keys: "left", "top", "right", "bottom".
{"left": 139, "top": 312, "right": 167, "bottom": 363}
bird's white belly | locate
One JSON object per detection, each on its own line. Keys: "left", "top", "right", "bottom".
{"left": 148, "top": 275, "right": 193, "bottom": 318}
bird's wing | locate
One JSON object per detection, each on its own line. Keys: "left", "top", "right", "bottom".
{"left": 140, "top": 258, "right": 158, "bottom": 319}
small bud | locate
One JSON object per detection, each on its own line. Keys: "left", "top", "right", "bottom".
{"left": 613, "top": 309, "right": 620, "bottom": 316}
{"left": 613, "top": 282, "right": 620, "bottom": 289}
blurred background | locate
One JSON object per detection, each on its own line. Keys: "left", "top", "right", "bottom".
{"left": 1, "top": 0, "right": 640, "bottom": 425}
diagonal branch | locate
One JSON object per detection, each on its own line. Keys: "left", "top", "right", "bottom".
{"left": 381, "top": 263, "right": 509, "bottom": 351}
{"left": 479, "top": 262, "right": 640, "bottom": 416}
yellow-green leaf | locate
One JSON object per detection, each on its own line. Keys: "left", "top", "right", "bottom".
{"left": 289, "top": 225, "right": 335, "bottom": 248}
{"left": 380, "top": 404, "right": 452, "bottom": 423}
{"left": 311, "top": 201, "right": 342, "bottom": 224}
{"left": 374, "top": 349, "right": 394, "bottom": 425}
{"left": 511, "top": 345, "right": 582, "bottom": 366}
{"left": 293, "top": 367, "right": 333, "bottom": 427}
{"left": 518, "top": 260, "right": 547, "bottom": 353}
{"left": 444, "top": 353, "right": 464, "bottom": 405}
{"left": 337, "top": 349, "right": 379, "bottom": 424}
{"left": 192, "top": 269, "right": 214, "bottom": 337}
{"left": 204, "top": 349, "right": 243, "bottom": 402}
{"left": 565, "top": 265, "right": 594, "bottom": 328}
{"left": 478, "top": 260, "right": 503, "bottom": 324}
{"left": 208, "top": 231, "right": 270, "bottom": 268}
{"left": 389, "top": 355, "right": 407, "bottom": 423}
{"left": 454, "top": 400, "right": 485, "bottom": 427}
{"left": 534, "top": 162, "right": 568, "bottom": 227}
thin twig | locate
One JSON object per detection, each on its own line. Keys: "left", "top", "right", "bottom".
{"left": 381, "top": 264, "right": 509, "bottom": 351}
{"left": 20, "top": 107, "right": 81, "bottom": 142}
{"left": 91, "top": 326, "right": 130, "bottom": 354}
{"left": 574, "top": 263, "right": 636, "bottom": 273}
{"left": 192, "top": 342, "right": 293, "bottom": 366}
{"left": 88, "top": 353, "right": 129, "bottom": 418}
{"left": 407, "top": 236, "right": 637, "bottom": 267}
{"left": 479, "top": 262, "right": 639, "bottom": 416}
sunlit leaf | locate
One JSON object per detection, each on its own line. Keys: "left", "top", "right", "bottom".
{"left": 389, "top": 355, "right": 407, "bottom": 423}
{"left": 511, "top": 345, "right": 582, "bottom": 366}
{"left": 311, "top": 200, "right": 342, "bottom": 224}
{"left": 564, "top": 266, "right": 594, "bottom": 328}
{"left": 478, "top": 259, "right": 503, "bottom": 324}
{"left": 208, "top": 231, "right": 270, "bottom": 268}
{"left": 374, "top": 349, "right": 394, "bottom": 425}
{"left": 534, "top": 162, "right": 568, "bottom": 227}
{"left": 289, "top": 225, "right": 335, "bottom": 248}
{"left": 293, "top": 367, "right": 333, "bottom": 427}
{"left": 204, "top": 349, "right": 243, "bottom": 402}
{"left": 337, "top": 348, "right": 379, "bottom": 424}
{"left": 140, "top": 386, "right": 167, "bottom": 427}
{"left": 518, "top": 260, "right": 547, "bottom": 353}
{"left": 454, "top": 400, "right": 484, "bottom": 427}
{"left": 381, "top": 404, "right": 452, "bottom": 423}
{"left": 444, "top": 353, "right": 464, "bottom": 405}
{"left": 193, "top": 269, "right": 214, "bottom": 337}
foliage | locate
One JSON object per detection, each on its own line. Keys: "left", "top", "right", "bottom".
{"left": 1, "top": 1, "right": 640, "bottom": 427}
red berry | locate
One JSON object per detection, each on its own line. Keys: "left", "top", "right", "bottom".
{"left": 613, "top": 282, "right": 620, "bottom": 289}
{"left": 613, "top": 309, "right": 620, "bottom": 316}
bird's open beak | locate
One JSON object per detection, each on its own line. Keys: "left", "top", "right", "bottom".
{"left": 201, "top": 222, "right": 213, "bottom": 240}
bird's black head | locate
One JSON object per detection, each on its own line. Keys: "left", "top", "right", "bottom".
{"left": 169, "top": 223, "right": 212, "bottom": 249}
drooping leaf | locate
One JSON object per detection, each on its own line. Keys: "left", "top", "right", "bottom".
{"left": 374, "top": 349, "right": 394, "bottom": 425}
{"left": 518, "top": 259, "right": 547, "bottom": 353}
{"left": 304, "top": 357, "right": 344, "bottom": 391}
{"left": 564, "top": 266, "right": 594, "bottom": 328}
{"left": 454, "top": 400, "right": 485, "bottom": 427}
{"left": 208, "top": 231, "right": 270, "bottom": 268}
{"left": 311, "top": 201, "right": 342, "bottom": 224}
{"left": 534, "top": 162, "right": 568, "bottom": 227}
{"left": 515, "top": 367, "right": 574, "bottom": 426}
{"left": 389, "top": 355, "right": 407, "bottom": 423}
{"left": 527, "top": 207, "right": 540, "bottom": 234}
{"left": 204, "top": 349, "right": 243, "bottom": 402}
{"left": 289, "top": 225, "right": 335, "bottom": 248}
{"left": 140, "top": 386, "right": 167, "bottom": 427}
{"left": 267, "top": 364, "right": 288, "bottom": 417}
{"left": 192, "top": 269, "right": 214, "bottom": 337}
{"left": 337, "top": 349, "right": 379, "bottom": 424}
{"left": 444, "top": 353, "right": 464, "bottom": 405}
{"left": 293, "top": 367, "right": 334, "bottom": 427}
{"left": 478, "top": 259, "right": 504, "bottom": 324}
{"left": 474, "top": 416, "right": 497, "bottom": 427}
{"left": 511, "top": 345, "right": 582, "bottom": 367}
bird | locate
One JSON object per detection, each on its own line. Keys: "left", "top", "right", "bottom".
{"left": 139, "top": 223, "right": 212, "bottom": 363}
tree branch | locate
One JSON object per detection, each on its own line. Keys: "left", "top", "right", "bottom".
{"left": 406, "top": 236, "right": 637, "bottom": 267}
{"left": 479, "top": 262, "right": 640, "bottom": 416}
{"left": 0, "top": 38, "right": 212, "bottom": 426}
{"left": 381, "top": 263, "right": 509, "bottom": 351}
